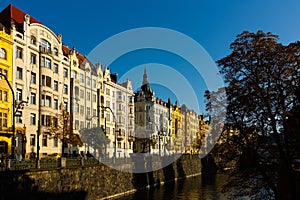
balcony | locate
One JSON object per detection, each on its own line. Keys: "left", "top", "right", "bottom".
{"left": 39, "top": 46, "right": 52, "bottom": 55}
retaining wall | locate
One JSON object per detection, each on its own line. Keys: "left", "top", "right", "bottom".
{"left": 0, "top": 156, "right": 201, "bottom": 200}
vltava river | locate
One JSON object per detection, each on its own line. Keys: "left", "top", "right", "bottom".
{"left": 117, "top": 174, "right": 232, "bottom": 200}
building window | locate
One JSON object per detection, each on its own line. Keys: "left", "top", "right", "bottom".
{"left": 106, "top": 88, "right": 110, "bottom": 95}
{"left": 45, "top": 58, "right": 51, "bottom": 69}
{"left": 53, "top": 137, "right": 58, "bottom": 147}
{"left": 16, "top": 47, "right": 22, "bottom": 59}
{"left": 30, "top": 53, "right": 36, "bottom": 64}
{"left": 46, "top": 96, "right": 51, "bottom": 107}
{"left": 16, "top": 88, "right": 22, "bottom": 101}
{"left": 129, "top": 96, "right": 134, "bottom": 103}
{"left": 0, "top": 69, "right": 7, "bottom": 79}
{"left": 80, "top": 121, "right": 84, "bottom": 129}
{"left": 53, "top": 63, "right": 58, "bottom": 73}
{"left": 30, "top": 36, "right": 36, "bottom": 45}
{"left": 92, "top": 94, "right": 97, "bottom": 102}
{"left": 93, "top": 109, "right": 96, "bottom": 117}
{"left": 41, "top": 75, "right": 51, "bottom": 87}
{"left": 64, "top": 102, "right": 68, "bottom": 110}
{"left": 54, "top": 99, "right": 58, "bottom": 109}
{"left": 0, "top": 48, "right": 6, "bottom": 59}
{"left": 41, "top": 115, "right": 51, "bottom": 126}
{"left": 92, "top": 79, "right": 96, "bottom": 88}
{"left": 42, "top": 134, "right": 48, "bottom": 147}
{"left": 80, "top": 73, "right": 84, "bottom": 83}
{"left": 80, "top": 105, "right": 84, "bottom": 115}
{"left": 63, "top": 68, "right": 68, "bottom": 77}
{"left": 46, "top": 76, "right": 51, "bottom": 87}
{"left": 16, "top": 111, "right": 22, "bottom": 123}
{"left": 86, "top": 77, "right": 90, "bottom": 86}
{"left": 30, "top": 134, "right": 35, "bottom": 146}
{"left": 87, "top": 91, "right": 90, "bottom": 101}
{"left": 53, "top": 47, "right": 58, "bottom": 56}
{"left": 80, "top": 89, "right": 84, "bottom": 98}
{"left": 0, "top": 112, "right": 7, "bottom": 128}
{"left": 54, "top": 80, "right": 58, "bottom": 91}
{"left": 31, "top": 93, "right": 36, "bottom": 104}
{"left": 30, "top": 113, "right": 36, "bottom": 125}
{"left": 3, "top": 91, "right": 7, "bottom": 102}
{"left": 40, "top": 38, "right": 51, "bottom": 53}
{"left": 72, "top": 70, "right": 77, "bottom": 79}
{"left": 31, "top": 72, "right": 36, "bottom": 84}
{"left": 75, "top": 120, "right": 79, "bottom": 130}
{"left": 16, "top": 67, "right": 22, "bottom": 79}
{"left": 0, "top": 90, "right": 2, "bottom": 101}
{"left": 86, "top": 107, "right": 90, "bottom": 116}
{"left": 41, "top": 56, "right": 45, "bottom": 67}
{"left": 75, "top": 103, "right": 79, "bottom": 113}
{"left": 63, "top": 84, "right": 68, "bottom": 94}
{"left": 42, "top": 95, "right": 51, "bottom": 107}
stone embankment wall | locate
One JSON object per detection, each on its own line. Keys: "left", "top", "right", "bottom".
{"left": 0, "top": 156, "right": 201, "bottom": 200}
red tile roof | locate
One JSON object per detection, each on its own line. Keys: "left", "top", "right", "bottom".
{"left": 62, "top": 44, "right": 71, "bottom": 56}
{"left": 0, "top": 4, "right": 41, "bottom": 32}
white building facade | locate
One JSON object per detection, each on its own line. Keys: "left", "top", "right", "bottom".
{"left": 134, "top": 68, "right": 172, "bottom": 155}
{"left": 6, "top": 6, "right": 69, "bottom": 158}
{"left": 102, "top": 68, "right": 134, "bottom": 158}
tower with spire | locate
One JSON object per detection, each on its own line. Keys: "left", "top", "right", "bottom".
{"left": 142, "top": 67, "right": 149, "bottom": 85}
{"left": 140, "top": 67, "right": 154, "bottom": 96}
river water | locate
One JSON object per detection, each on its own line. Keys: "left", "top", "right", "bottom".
{"left": 117, "top": 174, "right": 238, "bottom": 200}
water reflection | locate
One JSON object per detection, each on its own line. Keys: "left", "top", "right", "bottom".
{"left": 118, "top": 174, "right": 229, "bottom": 200}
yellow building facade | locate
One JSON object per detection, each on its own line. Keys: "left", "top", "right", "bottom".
{"left": 171, "top": 104, "right": 183, "bottom": 154}
{"left": 0, "top": 25, "right": 13, "bottom": 155}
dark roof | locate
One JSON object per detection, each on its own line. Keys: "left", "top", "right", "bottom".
{"left": 0, "top": 4, "right": 41, "bottom": 32}
{"left": 0, "top": 22, "right": 9, "bottom": 34}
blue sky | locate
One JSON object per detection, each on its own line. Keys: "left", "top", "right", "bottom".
{"left": 1, "top": 0, "right": 300, "bottom": 113}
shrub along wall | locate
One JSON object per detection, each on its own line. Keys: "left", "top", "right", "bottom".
{"left": 0, "top": 156, "right": 201, "bottom": 200}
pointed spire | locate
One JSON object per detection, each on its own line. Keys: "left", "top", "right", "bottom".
{"left": 142, "top": 66, "right": 149, "bottom": 85}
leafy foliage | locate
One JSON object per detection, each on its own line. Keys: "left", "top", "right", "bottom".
{"left": 213, "top": 30, "right": 300, "bottom": 199}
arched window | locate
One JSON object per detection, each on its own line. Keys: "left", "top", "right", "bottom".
{"left": 53, "top": 47, "right": 58, "bottom": 56}
{"left": 0, "top": 48, "right": 6, "bottom": 59}
{"left": 40, "top": 38, "right": 51, "bottom": 53}
{"left": 30, "top": 36, "right": 36, "bottom": 45}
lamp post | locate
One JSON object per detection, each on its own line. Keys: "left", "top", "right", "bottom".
{"left": 150, "top": 122, "right": 165, "bottom": 156}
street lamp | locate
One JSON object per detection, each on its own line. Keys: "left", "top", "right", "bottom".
{"left": 150, "top": 122, "right": 166, "bottom": 156}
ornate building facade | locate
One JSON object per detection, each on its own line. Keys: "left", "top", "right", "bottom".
{"left": 0, "top": 22, "right": 13, "bottom": 156}
{"left": 134, "top": 68, "right": 172, "bottom": 155}
{"left": 0, "top": 5, "right": 70, "bottom": 158}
